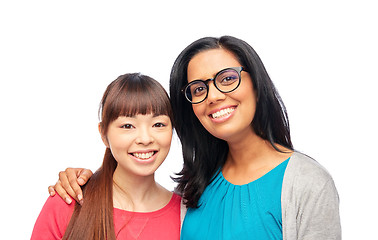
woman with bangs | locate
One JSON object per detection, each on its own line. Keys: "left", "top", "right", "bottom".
{"left": 48, "top": 36, "right": 341, "bottom": 239}
{"left": 31, "top": 73, "right": 182, "bottom": 240}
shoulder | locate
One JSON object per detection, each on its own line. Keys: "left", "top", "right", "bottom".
{"left": 171, "top": 193, "right": 187, "bottom": 234}
{"left": 35, "top": 195, "right": 76, "bottom": 222}
{"left": 31, "top": 195, "right": 75, "bottom": 239}
{"left": 286, "top": 151, "right": 334, "bottom": 184}
{"left": 283, "top": 151, "right": 338, "bottom": 199}
{"left": 282, "top": 152, "right": 341, "bottom": 239}
{"left": 42, "top": 194, "right": 76, "bottom": 213}
{"left": 171, "top": 193, "right": 182, "bottom": 207}
{"left": 168, "top": 193, "right": 186, "bottom": 227}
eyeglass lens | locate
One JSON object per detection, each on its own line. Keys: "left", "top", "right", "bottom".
{"left": 185, "top": 68, "right": 241, "bottom": 103}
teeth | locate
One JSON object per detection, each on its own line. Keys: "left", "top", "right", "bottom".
{"left": 133, "top": 152, "right": 154, "bottom": 159}
{"left": 211, "top": 108, "right": 235, "bottom": 119}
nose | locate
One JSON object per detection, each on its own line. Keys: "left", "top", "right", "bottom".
{"left": 135, "top": 127, "right": 154, "bottom": 145}
{"left": 206, "top": 81, "right": 226, "bottom": 104}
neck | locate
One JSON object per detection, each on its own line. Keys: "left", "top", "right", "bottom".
{"left": 226, "top": 129, "right": 269, "bottom": 167}
{"left": 223, "top": 128, "right": 292, "bottom": 185}
{"left": 112, "top": 167, "right": 170, "bottom": 212}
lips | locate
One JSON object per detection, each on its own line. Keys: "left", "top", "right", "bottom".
{"left": 210, "top": 107, "right": 235, "bottom": 119}
{"left": 131, "top": 151, "right": 156, "bottom": 160}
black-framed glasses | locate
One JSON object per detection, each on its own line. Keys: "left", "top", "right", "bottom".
{"left": 181, "top": 67, "right": 244, "bottom": 104}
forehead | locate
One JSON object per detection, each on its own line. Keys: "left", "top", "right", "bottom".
{"left": 112, "top": 113, "right": 171, "bottom": 124}
{"left": 187, "top": 49, "right": 241, "bottom": 82}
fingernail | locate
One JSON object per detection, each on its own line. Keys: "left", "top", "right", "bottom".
{"left": 49, "top": 191, "right": 55, "bottom": 197}
{"left": 66, "top": 197, "right": 72, "bottom": 204}
{"left": 78, "top": 178, "right": 85, "bottom": 185}
{"left": 79, "top": 199, "right": 84, "bottom": 205}
{"left": 78, "top": 194, "right": 82, "bottom": 201}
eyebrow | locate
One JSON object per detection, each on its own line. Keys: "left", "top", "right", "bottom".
{"left": 126, "top": 114, "right": 168, "bottom": 118}
{"left": 192, "top": 73, "right": 216, "bottom": 82}
{"left": 191, "top": 67, "right": 228, "bottom": 82}
{"left": 152, "top": 114, "right": 169, "bottom": 118}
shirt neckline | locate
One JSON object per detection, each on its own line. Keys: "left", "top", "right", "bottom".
{"left": 219, "top": 157, "right": 290, "bottom": 187}
{"left": 113, "top": 193, "right": 179, "bottom": 218}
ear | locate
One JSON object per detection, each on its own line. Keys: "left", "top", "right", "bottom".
{"left": 98, "top": 122, "right": 109, "bottom": 148}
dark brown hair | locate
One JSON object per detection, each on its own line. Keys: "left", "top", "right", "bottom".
{"left": 63, "top": 73, "right": 173, "bottom": 240}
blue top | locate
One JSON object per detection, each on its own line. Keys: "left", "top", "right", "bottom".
{"left": 181, "top": 158, "right": 290, "bottom": 240}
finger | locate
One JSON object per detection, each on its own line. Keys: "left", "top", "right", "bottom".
{"left": 74, "top": 168, "right": 93, "bottom": 204}
{"left": 54, "top": 180, "right": 73, "bottom": 204}
{"left": 66, "top": 168, "right": 85, "bottom": 203}
{"left": 59, "top": 170, "right": 79, "bottom": 202}
{"left": 77, "top": 168, "right": 93, "bottom": 186}
{"left": 48, "top": 185, "right": 56, "bottom": 196}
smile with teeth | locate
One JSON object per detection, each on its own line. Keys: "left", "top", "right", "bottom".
{"left": 132, "top": 151, "right": 156, "bottom": 159}
{"left": 211, "top": 107, "right": 235, "bottom": 119}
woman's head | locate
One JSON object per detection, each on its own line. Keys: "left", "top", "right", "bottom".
{"left": 170, "top": 36, "right": 292, "bottom": 148}
{"left": 170, "top": 36, "right": 292, "bottom": 207}
{"left": 186, "top": 48, "right": 257, "bottom": 142}
{"left": 98, "top": 73, "right": 174, "bottom": 177}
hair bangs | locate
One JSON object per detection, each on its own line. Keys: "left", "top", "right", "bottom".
{"left": 100, "top": 73, "right": 173, "bottom": 131}
{"left": 115, "top": 80, "right": 171, "bottom": 118}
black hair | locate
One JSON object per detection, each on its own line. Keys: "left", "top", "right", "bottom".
{"left": 170, "top": 36, "right": 293, "bottom": 208}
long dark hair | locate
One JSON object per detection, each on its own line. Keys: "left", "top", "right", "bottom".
{"left": 63, "top": 73, "right": 173, "bottom": 240}
{"left": 170, "top": 36, "right": 293, "bottom": 208}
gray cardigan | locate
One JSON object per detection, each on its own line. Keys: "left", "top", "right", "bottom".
{"left": 180, "top": 151, "right": 342, "bottom": 239}
{"left": 282, "top": 152, "right": 341, "bottom": 239}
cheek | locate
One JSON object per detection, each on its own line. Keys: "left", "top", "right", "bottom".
{"left": 192, "top": 104, "right": 206, "bottom": 121}
{"left": 192, "top": 106, "right": 206, "bottom": 130}
{"left": 239, "top": 79, "right": 257, "bottom": 108}
{"left": 107, "top": 133, "right": 130, "bottom": 151}
{"left": 157, "top": 130, "right": 173, "bottom": 148}
{"left": 164, "top": 130, "right": 173, "bottom": 147}
{"left": 192, "top": 105, "right": 215, "bottom": 135}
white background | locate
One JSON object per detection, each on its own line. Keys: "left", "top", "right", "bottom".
{"left": 1, "top": 1, "right": 377, "bottom": 239}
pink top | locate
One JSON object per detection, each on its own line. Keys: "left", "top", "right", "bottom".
{"left": 31, "top": 193, "right": 181, "bottom": 239}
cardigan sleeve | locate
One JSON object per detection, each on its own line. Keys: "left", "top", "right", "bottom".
{"left": 282, "top": 152, "right": 341, "bottom": 240}
{"left": 296, "top": 177, "right": 341, "bottom": 240}
{"left": 31, "top": 195, "right": 75, "bottom": 240}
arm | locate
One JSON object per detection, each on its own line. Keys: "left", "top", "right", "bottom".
{"left": 48, "top": 168, "right": 93, "bottom": 204}
{"left": 282, "top": 153, "right": 342, "bottom": 240}
{"left": 296, "top": 178, "right": 341, "bottom": 240}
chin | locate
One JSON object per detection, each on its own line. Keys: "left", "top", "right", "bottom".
{"left": 208, "top": 131, "right": 231, "bottom": 141}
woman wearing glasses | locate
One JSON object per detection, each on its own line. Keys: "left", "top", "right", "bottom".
{"left": 50, "top": 36, "right": 341, "bottom": 239}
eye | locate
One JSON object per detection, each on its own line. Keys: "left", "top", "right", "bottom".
{"left": 217, "top": 70, "right": 239, "bottom": 86}
{"left": 219, "top": 75, "right": 238, "bottom": 85}
{"left": 153, "top": 122, "right": 166, "bottom": 128}
{"left": 193, "top": 86, "right": 206, "bottom": 96}
{"left": 189, "top": 82, "right": 207, "bottom": 96}
{"left": 121, "top": 124, "right": 134, "bottom": 129}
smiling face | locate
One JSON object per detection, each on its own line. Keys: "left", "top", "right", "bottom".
{"left": 187, "top": 48, "right": 257, "bottom": 143}
{"left": 102, "top": 114, "right": 172, "bottom": 178}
